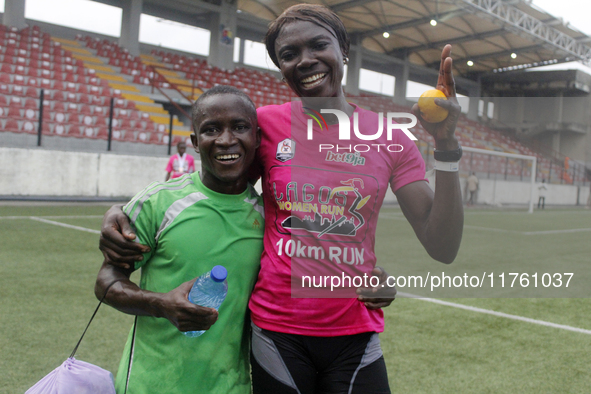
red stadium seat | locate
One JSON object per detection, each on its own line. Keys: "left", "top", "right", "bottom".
{"left": 65, "top": 73, "right": 77, "bottom": 83}
{"left": 25, "top": 87, "right": 39, "bottom": 98}
{"left": 65, "top": 102, "right": 79, "bottom": 113}
{"left": 79, "top": 104, "right": 91, "bottom": 116}
{"left": 53, "top": 112, "right": 68, "bottom": 123}
{"left": 95, "top": 127, "right": 109, "bottom": 140}
{"left": 23, "top": 108, "right": 38, "bottom": 120}
{"left": 79, "top": 126, "right": 97, "bottom": 138}
{"left": 8, "top": 97, "right": 23, "bottom": 111}
{"left": 2, "top": 118, "right": 19, "bottom": 131}
{"left": 111, "top": 129, "right": 130, "bottom": 141}
{"left": 90, "top": 95, "right": 106, "bottom": 106}
{"left": 21, "top": 120, "right": 38, "bottom": 134}
{"left": 12, "top": 85, "right": 25, "bottom": 96}
{"left": 27, "top": 77, "right": 39, "bottom": 87}
{"left": 0, "top": 64, "right": 12, "bottom": 74}
{"left": 136, "top": 131, "right": 152, "bottom": 143}
{"left": 39, "top": 78, "right": 52, "bottom": 89}
{"left": 63, "top": 92, "right": 78, "bottom": 102}
{"left": 39, "top": 69, "right": 53, "bottom": 79}
{"left": 13, "top": 74, "right": 26, "bottom": 85}
{"left": 52, "top": 123, "right": 70, "bottom": 136}
{"left": 80, "top": 114, "right": 95, "bottom": 126}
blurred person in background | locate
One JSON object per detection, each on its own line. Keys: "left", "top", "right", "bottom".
{"left": 538, "top": 178, "right": 548, "bottom": 209}
{"left": 466, "top": 172, "right": 479, "bottom": 205}
{"left": 165, "top": 140, "right": 195, "bottom": 181}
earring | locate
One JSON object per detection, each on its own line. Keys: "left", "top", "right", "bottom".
{"left": 343, "top": 57, "right": 349, "bottom": 65}
{"left": 281, "top": 77, "right": 286, "bottom": 83}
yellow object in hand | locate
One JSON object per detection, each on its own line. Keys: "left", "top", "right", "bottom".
{"left": 418, "top": 89, "right": 449, "bottom": 123}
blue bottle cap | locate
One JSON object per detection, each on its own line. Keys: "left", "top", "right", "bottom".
{"left": 210, "top": 265, "right": 227, "bottom": 282}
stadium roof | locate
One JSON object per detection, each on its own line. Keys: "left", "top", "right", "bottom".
{"left": 103, "top": 0, "right": 591, "bottom": 80}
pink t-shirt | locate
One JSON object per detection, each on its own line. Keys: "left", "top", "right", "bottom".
{"left": 166, "top": 153, "right": 195, "bottom": 179}
{"left": 249, "top": 101, "right": 427, "bottom": 336}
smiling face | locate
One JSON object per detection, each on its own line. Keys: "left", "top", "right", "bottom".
{"left": 275, "top": 20, "right": 346, "bottom": 99}
{"left": 190, "top": 93, "right": 260, "bottom": 194}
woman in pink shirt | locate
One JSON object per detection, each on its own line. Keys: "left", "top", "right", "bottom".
{"left": 165, "top": 141, "right": 196, "bottom": 181}
{"left": 100, "top": 4, "right": 463, "bottom": 393}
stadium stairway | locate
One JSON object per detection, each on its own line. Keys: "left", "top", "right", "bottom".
{"left": 0, "top": 25, "right": 192, "bottom": 149}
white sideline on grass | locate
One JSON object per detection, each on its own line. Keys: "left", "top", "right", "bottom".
{"left": 399, "top": 292, "right": 591, "bottom": 335}
{"left": 29, "top": 216, "right": 101, "bottom": 235}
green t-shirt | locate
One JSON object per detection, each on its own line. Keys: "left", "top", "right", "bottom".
{"left": 115, "top": 173, "right": 264, "bottom": 394}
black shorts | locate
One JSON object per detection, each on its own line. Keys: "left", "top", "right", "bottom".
{"left": 250, "top": 322, "right": 391, "bottom": 394}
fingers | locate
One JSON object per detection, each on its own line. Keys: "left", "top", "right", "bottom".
{"left": 443, "top": 57, "right": 457, "bottom": 98}
{"left": 436, "top": 44, "right": 457, "bottom": 99}
{"left": 117, "top": 215, "right": 138, "bottom": 242}
{"left": 361, "top": 299, "right": 394, "bottom": 310}
{"left": 433, "top": 98, "right": 461, "bottom": 114}
{"left": 99, "top": 234, "right": 146, "bottom": 270}
{"left": 179, "top": 278, "right": 198, "bottom": 298}
{"left": 176, "top": 306, "right": 219, "bottom": 332}
{"left": 436, "top": 44, "right": 451, "bottom": 88}
{"left": 355, "top": 267, "right": 396, "bottom": 309}
{"left": 163, "top": 286, "right": 220, "bottom": 332}
{"left": 99, "top": 208, "right": 150, "bottom": 269}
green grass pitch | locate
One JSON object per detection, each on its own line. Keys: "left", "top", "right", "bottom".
{"left": 1, "top": 203, "right": 590, "bottom": 393}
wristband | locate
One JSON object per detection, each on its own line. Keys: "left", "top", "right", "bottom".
{"left": 434, "top": 145, "right": 462, "bottom": 162}
{"left": 434, "top": 160, "right": 459, "bottom": 172}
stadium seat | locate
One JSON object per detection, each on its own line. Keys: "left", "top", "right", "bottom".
{"left": 136, "top": 131, "right": 151, "bottom": 143}
{"left": 21, "top": 120, "right": 37, "bottom": 134}
{"left": 12, "top": 85, "right": 25, "bottom": 96}
{"left": 79, "top": 105, "right": 92, "bottom": 116}
{"left": 112, "top": 129, "right": 131, "bottom": 141}
{"left": 80, "top": 115, "right": 95, "bottom": 126}
{"left": 23, "top": 108, "right": 37, "bottom": 120}
{"left": 65, "top": 73, "right": 77, "bottom": 83}
{"left": 2, "top": 118, "right": 19, "bottom": 131}
{"left": 65, "top": 102, "right": 79, "bottom": 113}
{"left": 25, "top": 87, "right": 39, "bottom": 98}
{"left": 0, "top": 63, "right": 12, "bottom": 74}
{"left": 8, "top": 97, "right": 23, "bottom": 111}
{"left": 79, "top": 125, "right": 97, "bottom": 138}
{"left": 95, "top": 127, "right": 109, "bottom": 140}
{"left": 53, "top": 112, "right": 68, "bottom": 123}
{"left": 52, "top": 123, "right": 70, "bottom": 136}
{"left": 64, "top": 92, "right": 78, "bottom": 102}
{"left": 117, "top": 118, "right": 133, "bottom": 129}
{"left": 27, "top": 77, "right": 39, "bottom": 88}
{"left": 39, "top": 121, "right": 52, "bottom": 136}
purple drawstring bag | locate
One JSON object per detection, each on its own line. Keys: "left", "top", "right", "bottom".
{"left": 25, "top": 357, "right": 115, "bottom": 394}
{"left": 25, "top": 280, "right": 121, "bottom": 394}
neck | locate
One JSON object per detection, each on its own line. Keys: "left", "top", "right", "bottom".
{"left": 200, "top": 172, "right": 248, "bottom": 195}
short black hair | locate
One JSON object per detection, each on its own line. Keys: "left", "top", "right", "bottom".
{"left": 265, "top": 4, "right": 350, "bottom": 69}
{"left": 191, "top": 85, "right": 256, "bottom": 131}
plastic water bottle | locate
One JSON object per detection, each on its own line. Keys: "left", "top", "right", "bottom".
{"left": 184, "top": 265, "right": 228, "bottom": 338}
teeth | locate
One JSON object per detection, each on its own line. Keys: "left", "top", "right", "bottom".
{"left": 216, "top": 154, "right": 240, "bottom": 160}
{"left": 301, "top": 73, "right": 326, "bottom": 85}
